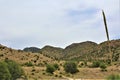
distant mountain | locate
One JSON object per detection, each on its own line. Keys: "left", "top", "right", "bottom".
{"left": 23, "top": 47, "right": 41, "bottom": 53}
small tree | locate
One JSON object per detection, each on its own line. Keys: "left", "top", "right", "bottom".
{"left": 64, "top": 61, "right": 78, "bottom": 74}
{"left": 0, "top": 61, "right": 11, "bottom": 80}
{"left": 46, "top": 64, "right": 55, "bottom": 74}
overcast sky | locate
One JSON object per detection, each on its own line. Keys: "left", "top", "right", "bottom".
{"left": 0, "top": 0, "right": 120, "bottom": 49}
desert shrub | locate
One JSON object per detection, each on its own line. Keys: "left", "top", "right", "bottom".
{"left": 53, "top": 63, "right": 59, "bottom": 70}
{"left": 0, "top": 54, "right": 4, "bottom": 57}
{"left": 42, "top": 72, "right": 46, "bottom": 75}
{"left": 64, "top": 61, "right": 78, "bottom": 74}
{"left": 31, "top": 68, "right": 36, "bottom": 72}
{"left": 100, "top": 63, "right": 107, "bottom": 71}
{"left": 46, "top": 64, "right": 55, "bottom": 74}
{"left": 107, "top": 74, "right": 120, "bottom": 80}
{"left": 79, "top": 61, "right": 87, "bottom": 67}
{"left": 5, "top": 59, "right": 24, "bottom": 80}
{"left": 83, "top": 61, "right": 87, "bottom": 66}
{"left": 92, "top": 61, "right": 101, "bottom": 68}
{"left": 112, "top": 53, "right": 119, "bottom": 62}
{"left": 55, "top": 74, "right": 58, "bottom": 77}
{"left": 24, "top": 61, "right": 33, "bottom": 66}
{"left": 59, "top": 75, "right": 62, "bottom": 78}
{"left": 59, "top": 72, "right": 62, "bottom": 74}
{"left": 0, "top": 61, "right": 11, "bottom": 80}
{"left": 43, "top": 61, "right": 47, "bottom": 65}
{"left": 37, "top": 63, "right": 44, "bottom": 67}
{"left": 81, "top": 62, "right": 84, "bottom": 66}
{"left": 106, "top": 59, "right": 111, "bottom": 65}
{"left": 31, "top": 73, "right": 34, "bottom": 75}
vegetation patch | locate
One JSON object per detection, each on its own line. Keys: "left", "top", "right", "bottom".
{"left": 64, "top": 61, "right": 79, "bottom": 74}
{"left": 0, "top": 59, "right": 25, "bottom": 80}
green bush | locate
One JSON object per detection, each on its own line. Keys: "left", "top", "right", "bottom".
{"left": 106, "top": 59, "right": 111, "bottom": 65}
{"left": 0, "top": 60, "right": 25, "bottom": 80}
{"left": 0, "top": 61, "right": 11, "bottom": 80}
{"left": 46, "top": 64, "right": 55, "bottom": 74}
{"left": 53, "top": 63, "right": 59, "bottom": 70}
{"left": 100, "top": 63, "right": 107, "bottom": 71}
{"left": 5, "top": 59, "right": 24, "bottom": 80}
{"left": 64, "top": 61, "right": 78, "bottom": 74}
{"left": 107, "top": 74, "right": 120, "bottom": 80}
{"left": 92, "top": 61, "right": 101, "bottom": 68}
{"left": 24, "top": 61, "right": 33, "bottom": 66}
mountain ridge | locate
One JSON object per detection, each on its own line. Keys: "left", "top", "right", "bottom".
{"left": 1, "top": 39, "right": 120, "bottom": 61}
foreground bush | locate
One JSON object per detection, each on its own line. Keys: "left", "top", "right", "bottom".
{"left": 92, "top": 61, "right": 101, "bottom": 68}
{"left": 64, "top": 61, "right": 78, "bottom": 74}
{"left": 5, "top": 59, "right": 24, "bottom": 80}
{"left": 100, "top": 63, "right": 107, "bottom": 71}
{"left": 0, "top": 60, "right": 25, "bottom": 80}
{"left": 53, "top": 63, "right": 59, "bottom": 70}
{"left": 46, "top": 64, "right": 55, "bottom": 74}
{"left": 107, "top": 74, "right": 120, "bottom": 80}
{"left": 0, "top": 61, "right": 11, "bottom": 80}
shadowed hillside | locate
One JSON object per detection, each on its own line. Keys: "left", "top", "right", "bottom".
{"left": 41, "top": 45, "right": 63, "bottom": 60}
{"left": 23, "top": 47, "right": 41, "bottom": 53}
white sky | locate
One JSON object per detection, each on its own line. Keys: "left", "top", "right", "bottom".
{"left": 0, "top": 0, "right": 120, "bottom": 49}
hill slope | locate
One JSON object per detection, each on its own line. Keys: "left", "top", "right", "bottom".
{"left": 41, "top": 45, "right": 63, "bottom": 60}
{"left": 63, "top": 40, "right": 120, "bottom": 61}
{"left": 0, "top": 44, "right": 53, "bottom": 66}
{"left": 63, "top": 41, "right": 98, "bottom": 60}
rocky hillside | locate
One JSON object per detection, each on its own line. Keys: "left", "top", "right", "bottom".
{"left": 63, "top": 41, "right": 98, "bottom": 60}
{"left": 63, "top": 40, "right": 120, "bottom": 61}
{"left": 0, "top": 44, "right": 53, "bottom": 66}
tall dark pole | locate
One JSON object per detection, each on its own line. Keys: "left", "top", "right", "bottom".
{"left": 102, "top": 10, "right": 112, "bottom": 63}
{"left": 102, "top": 10, "right": 110, "bottom": 41}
